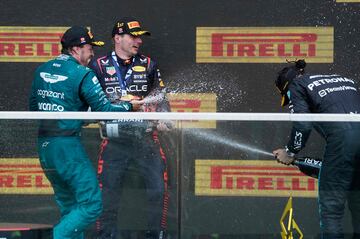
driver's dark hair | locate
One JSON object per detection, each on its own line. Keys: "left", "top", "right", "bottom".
{"left": 276, "top": 59, "right": 307, "bottom": 94}
{"left": 287, "top": 59, "right": 306, "bottom": 75}
{"left": 61, "top": 47, "right": 71, "bottom": 55}
{"left": 278, "top": 59, "right": 306, "bottom": 80}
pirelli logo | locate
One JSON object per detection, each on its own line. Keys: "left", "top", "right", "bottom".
{"left": 0, "top": 26, "right": 68, "bottom": 62}
{"left": 195, "top": 160, "right": 318, "bottom": 197}
{"left": 168, "top": 93, "right": 217, "bottom": 128}
{"left": 196, "top": 27, "right": 334, "bottom": 63}
{"left": 0, "top": 158, "right": 53, "bottom": 194}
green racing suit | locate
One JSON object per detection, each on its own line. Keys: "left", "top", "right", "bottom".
{"left": 29, "top": 54, "right": 131, "bottom": 239}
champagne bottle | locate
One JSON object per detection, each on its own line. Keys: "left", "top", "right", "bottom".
{"left": 292, "top": 157, "right": 322, "bottom": 179}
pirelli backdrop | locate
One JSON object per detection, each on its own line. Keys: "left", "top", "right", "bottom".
{"left": 0, "top": 1, "right": 360, "bottom": 238}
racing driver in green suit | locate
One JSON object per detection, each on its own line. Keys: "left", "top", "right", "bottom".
{"left": 29, "top": 26, "right": 142, "bottom": 239}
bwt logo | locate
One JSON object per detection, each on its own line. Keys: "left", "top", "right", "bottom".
{"left": 210, "top": 165, "right": 316, "bottom": 191}
{"left": 211, "top": 33, "right": 317, "bottom": 58}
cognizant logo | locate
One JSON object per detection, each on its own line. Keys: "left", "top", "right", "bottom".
{"left": 37, "top": 89, "right": 65, "bottom": 99}
{"left": 38, "top": 102, "right": 64, "bottom": 111}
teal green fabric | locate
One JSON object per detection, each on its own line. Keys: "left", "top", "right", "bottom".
{"left": 29, "top": 54, "right": 131, "bottom": 136}
{"left": 29, "top": 54, "right": 132, "bottom": 238}
{"left": 38, "top": 137, "right": 102, "bottom": 239}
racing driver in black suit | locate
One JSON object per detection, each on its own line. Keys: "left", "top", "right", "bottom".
{"left": 89, "top": 17, "right": 171, "bottom": 239}
{"left": 273, "top": 59, "right": 360, "bottom": 239}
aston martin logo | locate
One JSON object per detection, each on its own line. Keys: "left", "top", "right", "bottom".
{"left": 40, "top": 72, "right": 68, "bottom": 83}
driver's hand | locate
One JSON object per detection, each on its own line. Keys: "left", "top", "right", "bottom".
{"left": 130, "top": 99, "right": 144, "bottom": 111}
{"left": 273, "top": 148, "right": 294, "bottom": 165}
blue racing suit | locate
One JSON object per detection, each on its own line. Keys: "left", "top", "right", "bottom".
{"left": 90, "top": 52, "right": 170, "bottom": 239}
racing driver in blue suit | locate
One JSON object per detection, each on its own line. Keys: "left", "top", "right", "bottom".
{"left": 89, "top": 17, "right": 172, "bottom": 239}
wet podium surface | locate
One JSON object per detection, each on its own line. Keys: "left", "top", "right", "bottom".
{"left": 0, "top": 223, "right": 52, "bottom": 239}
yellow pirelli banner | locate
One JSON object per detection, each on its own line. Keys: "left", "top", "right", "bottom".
{"left": 169, "top": 93, "right": 217, "bottom": 128}
{"left": 195, "top": 160, "right": 318, "bottom": 197}
{"left": 196, "top": 27, "right": 334, "bottom": 63}
{"left": 336, "top": 0, "right": 360, "bottom": 2}
{"left": 0, "top": 158, "right": 53, "bottom": 194}
{"left": 0, "top": 26, "right": 68, "bottom": 62}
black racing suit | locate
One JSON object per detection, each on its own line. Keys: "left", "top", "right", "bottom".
{"left": 285, "top": 74, "right": 360, "bottom": 239}
{"left": 89, "top": 52, "right": 170, "bottom": 239}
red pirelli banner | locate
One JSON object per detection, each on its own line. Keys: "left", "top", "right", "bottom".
{"left": 195, "top": 160, "right": 318, "bottom": 197}
{"left": 0, "top": 26, "right": 68, "bottom": 62}
{"left": 196, "top": 27, "right": 333, "bottom": 63}
{"left": 0, "top": 158, "right": 53, "bottom": 194}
